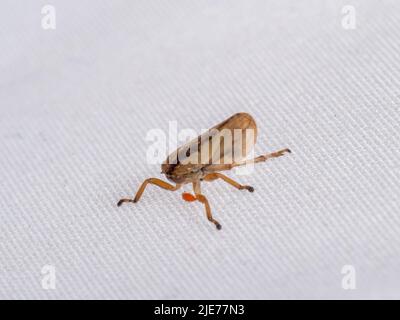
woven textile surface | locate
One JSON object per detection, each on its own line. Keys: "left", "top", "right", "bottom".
{"left": 1, "top": 0, "right": 399, "bottom": 299}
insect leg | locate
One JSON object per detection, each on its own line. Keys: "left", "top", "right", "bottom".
{"left": 195, "top": 193, "right": 222, "bottom": 230}
{"left": 182, "top": 181, "right": 222, "bottom": 230}
{"left": 117, "top": 178, "right": 181, "bottom": 206}
{"left": 203, "top": 173, "right": 254, "bottom": 192}
{"left": 243, "top": 148, "right": 291, "bottom": 166}
{"left": 205, "top": 148, "right": 291, "bottom": 171}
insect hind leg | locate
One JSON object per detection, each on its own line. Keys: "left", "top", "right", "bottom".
{"left": 204, "top": 148, "right": 291, "bottom": 172}
{"left": 252, "top": 148, "right": 291, "bottom": 164}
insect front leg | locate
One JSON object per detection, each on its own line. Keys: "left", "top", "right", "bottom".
{"left": 196, "top": 194, "right": 222, "bottom": 230}
{"left": 117, "top": 178, "right": 182, "bottom": 206}
{"left": 203, "top": 173, "right": 254, "bottom": 192}
{"left": 182, "top": 181, "right": 222, "bottom": 230}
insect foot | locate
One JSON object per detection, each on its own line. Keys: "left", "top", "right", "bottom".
{"left": 240, "top": 186, "right": 254, "bottom": 192}
{"left": 271, "top": 148, "right": 291, "bottom": 158}
{"left": 117, "top": 198, "right": 136, "bottom": 206}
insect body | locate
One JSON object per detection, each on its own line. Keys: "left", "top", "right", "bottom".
{"left": 118, "top": 113, "right": 291, "bottom": 230}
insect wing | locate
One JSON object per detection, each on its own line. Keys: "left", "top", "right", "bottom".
{"left": 207, "top": 112, "right": 257, "bottom": 165}
{"left": 163, "top": 113, "right": 257, "bottom": 171}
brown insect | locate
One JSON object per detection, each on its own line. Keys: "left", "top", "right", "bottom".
{"left": 118, "top": 112, "right": 291, "bottom": 230}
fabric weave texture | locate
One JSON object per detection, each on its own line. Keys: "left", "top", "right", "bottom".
{"left": 0, "top": 0, "right": 399, "bottom": 299}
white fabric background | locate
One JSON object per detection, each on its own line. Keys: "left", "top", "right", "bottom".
{"left": 1, "top": 0, "right": 400, "bottom": 299}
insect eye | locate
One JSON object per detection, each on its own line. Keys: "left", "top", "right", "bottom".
{"left": 186, "top": 149, "right": 190, "bottom": 157}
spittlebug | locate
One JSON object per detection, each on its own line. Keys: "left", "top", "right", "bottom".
{"left": 118, "top": 112, "right": 291, "bottom": 230}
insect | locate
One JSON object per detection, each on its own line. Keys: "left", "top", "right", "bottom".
{"left": 118, "top": 112, "right": 291, "bottom": 230}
